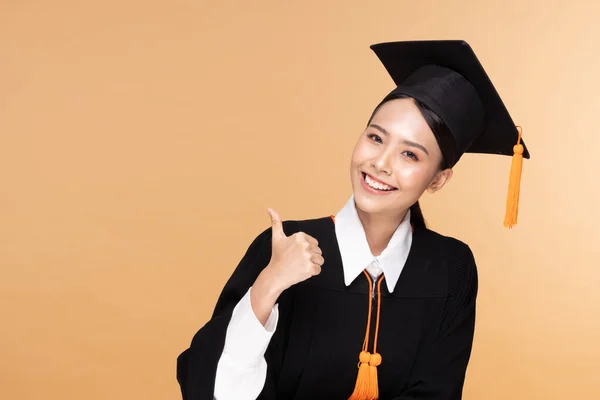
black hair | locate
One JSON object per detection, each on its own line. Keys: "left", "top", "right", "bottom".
{"left": 366, "top": 93, "right": 456, "bottom": 229}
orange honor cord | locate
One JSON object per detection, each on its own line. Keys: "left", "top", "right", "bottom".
{"left": 349, "top": 271, "right": 385, "bottom": 400}
{"left": 331, "top": 212, "right": 384, "bottom": 399}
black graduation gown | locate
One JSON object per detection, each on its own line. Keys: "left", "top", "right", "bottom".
{"left": 176, "top": 216, "right": 478, "bottom": 400}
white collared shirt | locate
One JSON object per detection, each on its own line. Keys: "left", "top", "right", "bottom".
{"left": 334, "top": 195, "right": 412, "bottom": 292}
{"left": 213, "top": 196, "right": 413, "bottom": 399}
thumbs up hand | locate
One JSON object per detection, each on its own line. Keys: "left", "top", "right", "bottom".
{"left": 266, "top": 208, "right": 324, "bottom": 292}
{"left": 250, "top": 208, "right": 324, "bottom": 326}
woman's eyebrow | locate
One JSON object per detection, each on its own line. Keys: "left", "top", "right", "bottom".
{"left": 369, "top": 123, "right": 430, "bottom": 155}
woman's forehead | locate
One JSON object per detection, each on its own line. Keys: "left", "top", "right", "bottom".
{"left": 370, "top": 98, "right": 434, "bottom": 141}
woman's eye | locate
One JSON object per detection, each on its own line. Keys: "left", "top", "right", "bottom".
{"left": 367, "top": 133, "right": 383, "bottom": 144}
{"left": 403, "top": 151, "right": 418, "bottom": 160}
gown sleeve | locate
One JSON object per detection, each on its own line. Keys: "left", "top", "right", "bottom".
{"left": 213, "top": 287, "right": 279, "bottom": 400}
{"left": 176, "top": 226, "right": 284, "bottom": 400}
{"left": 394, "top": 240, "right": 478, "bottom": 400}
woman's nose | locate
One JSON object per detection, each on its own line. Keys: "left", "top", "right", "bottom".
{"left": 372, "top": 147, "right": 393, "bottom": 175}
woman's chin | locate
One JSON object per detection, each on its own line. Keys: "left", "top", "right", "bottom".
{"left": 353, "top": 192, "right": 391, "bottom": 215}
{"left": 353, "top": 189, "right": 413, "bottom": 218}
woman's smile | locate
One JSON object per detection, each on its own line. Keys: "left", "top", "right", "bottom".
{"left": 360, "top": 172, "right": 398, "bottom": 194}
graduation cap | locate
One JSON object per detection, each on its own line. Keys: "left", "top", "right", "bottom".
{"left": 369, "top": 40, "right": 530, "bottom": 228}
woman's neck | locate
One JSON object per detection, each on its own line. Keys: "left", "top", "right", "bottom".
{"left": 356, "top": 207, "right": 408, "bottom": 256}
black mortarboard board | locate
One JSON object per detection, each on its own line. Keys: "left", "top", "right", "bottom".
{"left": 370, "top": 40, "right": 530, "bottom": 162}
{"left": 369, "top": 40, "right": 530, "bottom": 228}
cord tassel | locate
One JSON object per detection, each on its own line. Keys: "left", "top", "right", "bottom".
{"left": 504, "top": 126, "right": 524, "bottom": 228}
{"left": 348, "top": 351, "right": 374, "bottom": 399}
{"left": 369, "top": 353, "right": 382, "bottom": 400}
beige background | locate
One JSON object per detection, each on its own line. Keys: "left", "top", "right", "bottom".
{"left": 1, "top": 0, "right": 599, "bottom": 399}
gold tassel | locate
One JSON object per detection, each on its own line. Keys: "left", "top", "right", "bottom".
{"left": 369, "top": 353, "right": 382, "bottom": 399}
{"left": 504, "top": 126, "right": 524, "bottom": 228}
{"left": 348, "top": 351, "right": 374, "bottom": 400}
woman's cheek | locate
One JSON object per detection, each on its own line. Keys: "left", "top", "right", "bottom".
{"left": 395, "top": 164, "right": 425, "bottom": 190}
{"left": 350, "top": 143, "right": 369, "bottom": 165}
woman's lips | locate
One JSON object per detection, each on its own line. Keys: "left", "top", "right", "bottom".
{"left": 360, "top": 172, "right": 397, "bottom": 194}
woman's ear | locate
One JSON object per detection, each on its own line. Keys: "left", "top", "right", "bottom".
{"left": 427, "top": 168, "right": 453, "bottom": 194}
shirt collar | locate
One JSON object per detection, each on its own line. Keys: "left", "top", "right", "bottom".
{"left": 334, "top": 195, "right": 413, "bottom": 293}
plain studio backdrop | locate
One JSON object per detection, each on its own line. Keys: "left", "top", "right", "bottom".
{"left": 1, "top": 0, "right": 599, "bottom": 399}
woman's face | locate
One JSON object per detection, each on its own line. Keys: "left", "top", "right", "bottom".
{"left": 350, "top": 98, "right": 453, "bottom": 218}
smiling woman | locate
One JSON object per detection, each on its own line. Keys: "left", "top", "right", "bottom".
{"left": 176, "top": 40, "right": 531, "bottom": 400}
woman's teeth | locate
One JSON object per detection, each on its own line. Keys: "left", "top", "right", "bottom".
{"left": 364, "top": 174, "right": 395, "bottom": 191}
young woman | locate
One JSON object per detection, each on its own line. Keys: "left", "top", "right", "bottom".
{"left": 176, "top": 40, "right": 530, "bottom": 400}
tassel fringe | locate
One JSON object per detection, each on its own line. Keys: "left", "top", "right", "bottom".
{"left": 504, "top": 126, "right": 524, "bottom": 228}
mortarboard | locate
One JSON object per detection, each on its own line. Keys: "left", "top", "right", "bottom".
{"left": 370, "top": 40, "right": 529, "bottom": 229}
